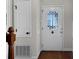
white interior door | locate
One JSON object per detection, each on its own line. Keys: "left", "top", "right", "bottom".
{"left": 14, "top": 0, "right": 31, "bottom": 38}
{"left": 14, "top": 0, "right": 32, "bottom": 57}
{"left": 41, "top": 6, "right": 64, "bottom": 51}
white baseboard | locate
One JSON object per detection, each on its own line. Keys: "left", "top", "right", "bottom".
{"left": 32, "top": 50, "right": 41, "bottom": 59}
{"left": 63, "top": 48, "right": 73, "bottom": 51}
{"left": 31, "top": 56, "right": 37, "bottom": 59}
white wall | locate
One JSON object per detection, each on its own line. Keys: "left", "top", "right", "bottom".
{"left": 41, "top": 0, "right": 73, "bottom": 51}
{"left": 31, "top": 0, "right": 41, "bottom": 58}
{"left": 64, "top": 0, "right": 73, "bottom": 51}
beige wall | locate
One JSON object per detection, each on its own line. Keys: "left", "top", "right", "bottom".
{"left": 64, "top": 0, "right": 73, "bottom": 50}
{"left": 41, "top": 0, "right": 73, "bottom": 51}
{"left": 31, "top": 0, "right": 41, "bottom": 58}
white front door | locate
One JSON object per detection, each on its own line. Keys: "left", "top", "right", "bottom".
{"left": 41, "top": 6, "right": 64, "bottom": 51}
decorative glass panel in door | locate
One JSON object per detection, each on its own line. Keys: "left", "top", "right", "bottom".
{"left": 48, "top": 11, "right": 58, "bottom": 29}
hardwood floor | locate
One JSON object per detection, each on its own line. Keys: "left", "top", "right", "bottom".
{"left": 38, "top": 51, "right": 73, "bottom": 59}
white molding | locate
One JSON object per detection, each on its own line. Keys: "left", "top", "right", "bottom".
{"left": 63, "top": 48, "right": 73, "bottom": 51}
{"left": 31, "top": 56, "right": 37, "bottom": 59}
{"left": 32, "top": 50, "right": 41, "bottom": 59}
{"left": 41, "top": 5, "right": 64, "bottom": 9}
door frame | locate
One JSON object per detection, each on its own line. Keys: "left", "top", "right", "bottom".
{"left": 12, "top": 0, "right": 14, "bottom": 27}
{"left": 40, "top": 5, "right": 64, "bottom": 51}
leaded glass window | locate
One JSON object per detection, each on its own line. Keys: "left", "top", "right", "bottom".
{"left": 48, "top": 11, "right": 58, "bottom": 29}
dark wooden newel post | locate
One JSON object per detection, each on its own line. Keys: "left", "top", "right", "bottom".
{"left": 6, "top": 26, "right": 16, "bottom": 59}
